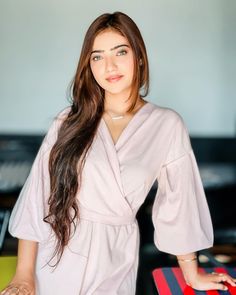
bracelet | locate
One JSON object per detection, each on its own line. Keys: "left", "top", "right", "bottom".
{"left": 177, "top": 256, "right": 197, "bottom": 263}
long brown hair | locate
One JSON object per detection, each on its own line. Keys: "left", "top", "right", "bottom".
{"left": 44, "top": 11, "right": 149, "bottom": 265}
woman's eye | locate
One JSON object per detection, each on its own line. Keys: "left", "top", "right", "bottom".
{"left": 117, "top": 49, "right": 128, "bottom": 56}
{"left": 91, "top": 55, "right": 102, "bottom": 61}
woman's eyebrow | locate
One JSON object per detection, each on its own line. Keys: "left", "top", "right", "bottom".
{"left": 91, "top": 44, "right": 130, "bottom": 55}
{"left": 110, "top": 44, "right": 130, "bottom": 51}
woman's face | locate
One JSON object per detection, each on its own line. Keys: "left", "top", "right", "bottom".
{"left": 90, "top": 29, "right": 135, "bottom": 99}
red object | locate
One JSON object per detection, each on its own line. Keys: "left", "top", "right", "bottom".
{"left": 152, "top": 267, "right": 236, "bottom": 295}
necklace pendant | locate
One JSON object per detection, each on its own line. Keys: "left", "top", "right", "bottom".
{"left": 112, "top": 115, "right": 124, "bottom": 120}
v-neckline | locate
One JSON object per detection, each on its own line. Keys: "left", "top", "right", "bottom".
{"left": 100, "top": 101, "right": 151, "bottom": 149}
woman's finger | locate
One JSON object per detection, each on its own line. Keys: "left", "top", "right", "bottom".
{"left": 0, "top": 284, "right": 29, "bottom": 295}
{"left": 0, "top": 287, "right": 19, "bottom": 295}
{"left": 19, "top": 286, "right": 30, "bottom": 295}
{"left": 0, "top": 287, "right": 12, "bottom": 295}
{"left": 211, "top": 282, "right": 228, "bottom": 291}
{"left": 214, "top": 273, "right": 236, "bottom": 287}
{"left": 7, "top": 287, "right": 20, "bottom": 295}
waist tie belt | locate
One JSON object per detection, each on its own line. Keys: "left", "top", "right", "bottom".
{"left": 79, "top": 206, "right": 136, "bottom": 226}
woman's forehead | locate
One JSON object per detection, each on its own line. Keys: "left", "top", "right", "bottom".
{"left": 92, "top": 29, "right": 130, "bottom": 51}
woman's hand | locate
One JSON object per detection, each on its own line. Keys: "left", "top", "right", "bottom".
{"left": 177, "top": 252, "right": 236, "bottom": 291}
{"left": 188, "top": 271, "right": 236, "bottom": 291}
{"left": 0, "top": 274, "right": 35, "bottom": 295}
{"left": 0, "top": 240, "right": 38, "bottom": 295}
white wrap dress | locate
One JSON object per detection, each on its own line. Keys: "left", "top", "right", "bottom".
{"left": 9, "top": 102, "right": 213, "bottom": 294}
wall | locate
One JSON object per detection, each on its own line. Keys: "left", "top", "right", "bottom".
{"left": 0, "top": 0, "right": 235, "bottom": 136}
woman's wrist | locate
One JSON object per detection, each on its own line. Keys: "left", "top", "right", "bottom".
{"left": 177, "top": 253, "right": 198, "bottom": 285}
{"left": 12, "top": 271, "right": 35, "bottom": 283}
{"left": 182, "top": 268, "right": 199, "bottom": 287}
{"left": 177, "top": 255, "right": 197, "bottom": 263}
{"left": 15, "top": 265, "right": 35, "bottom": 278}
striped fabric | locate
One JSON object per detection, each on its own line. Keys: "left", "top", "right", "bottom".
{"left": 152, "top": 267, "right": 236, "bottom": 295}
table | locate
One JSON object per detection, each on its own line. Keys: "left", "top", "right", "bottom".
{"left": 152, "top": 267, "right": 236, "bottom": 295}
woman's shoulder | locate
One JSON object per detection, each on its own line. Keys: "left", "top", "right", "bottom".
{"left": 148, "top": 101, "right": 184, "bottom": 125}
{"left": 44, "top": 106, "right": 72, "bottom": 144}
{"left": 51, "top": 106, "right": 72, "bottom": 127}
{"left": 55, "top": 106, "right": 72, "bottom": 121}
{"left": 148, "top": 101, "right": 192, "bottom": 159}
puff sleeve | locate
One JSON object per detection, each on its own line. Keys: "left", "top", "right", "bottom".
{"left": 152, "top": 115, "right": 214, "bottom": 255}
{"left": 8, "top": 108, "right": 70, "bottom": 243}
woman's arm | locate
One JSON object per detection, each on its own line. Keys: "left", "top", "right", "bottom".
{"left": 177, "top": 252, "right": 236, "bottom": 291}
{"left": 16, "top": 239, "right": 38, "bottom": 276}
{"left": 1, "top": 239, "right": 38, "bottom": 295}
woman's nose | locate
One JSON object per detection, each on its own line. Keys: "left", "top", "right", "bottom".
{"left": 105, "top": 56, "right": 117, "bottom": 72}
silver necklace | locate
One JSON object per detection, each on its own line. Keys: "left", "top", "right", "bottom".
{"left": 105, "top": 111, "right": 125, "bottom": 120}
{"left": 104, "top": 101, "right": 146, "bottom": 120}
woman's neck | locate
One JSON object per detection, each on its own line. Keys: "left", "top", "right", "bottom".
{"left": 104, "top": 94, "right": 143, "bottom": 114}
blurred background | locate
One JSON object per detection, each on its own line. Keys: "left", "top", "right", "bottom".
{"left": 0, "top": 0, "right": 235, "bottom": 294}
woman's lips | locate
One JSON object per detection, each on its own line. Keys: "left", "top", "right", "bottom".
{"left": 106, "top": 75, "right": 123, "bottom": 83}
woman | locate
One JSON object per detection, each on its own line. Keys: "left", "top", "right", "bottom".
{"left": 1, "top": 11, "right": 236, "bottom": 295}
